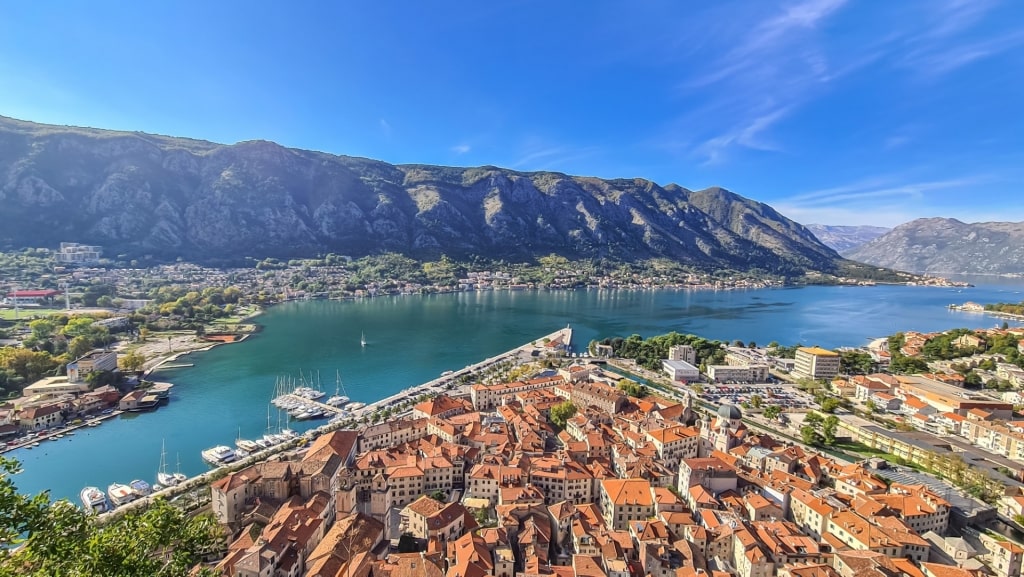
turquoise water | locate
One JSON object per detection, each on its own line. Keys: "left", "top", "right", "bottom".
{"left": 9, "top": 280, "right": 1024, "bottom": 503}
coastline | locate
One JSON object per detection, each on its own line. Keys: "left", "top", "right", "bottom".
{"left": 96, "top": 326, "right": 574, "bottom": 518}
{"left": 139, "top": 305, "right": 264, "bottom": 375}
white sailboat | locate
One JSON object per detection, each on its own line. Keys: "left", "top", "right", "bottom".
{"left": 360, "top": 331, "right": 366, "bottom": 347}
{"left": 326, "top": 370, "right": 350, "bottom": 407}
{"left": 157, "top": 439, "right": 177, "bottom": 487}
{"left": 173, "top": 453, "right": 186, "bottom": 484}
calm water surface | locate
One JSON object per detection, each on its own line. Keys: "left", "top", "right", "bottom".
{"left": 11, "top": 279, "right": 1024, "bottom": 502}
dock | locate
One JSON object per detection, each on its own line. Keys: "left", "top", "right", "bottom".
{"left": 1, "top": 411, "right": 124, "bottom": 454}
{"left": 274, "top": 394, "right": 348, "bottom": 416}
{"left": 359, "top": 325, "right": 573, "bottom": 413}
{"left": 94, "top": 326, "right": 574, "bottom": 519}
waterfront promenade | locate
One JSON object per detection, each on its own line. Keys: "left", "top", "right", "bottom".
{"left": 357, "top": 325, "right": 573, "bottom": 412}
{"left": 97, "top": 326, "right": 573, "bottom": 519}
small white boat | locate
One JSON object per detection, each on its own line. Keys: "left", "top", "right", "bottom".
{"left": 107, "top": 483, "right": 136, "bottom": 506}
{"left": 361, "top": 331, "right": 366, "bottom": 347}
{"left": 80, "top": 486, "right": 109, "bottom": 513}
{"left": 348, "top": 402, "right": 366, "bottom": 411}
{"left": 157, "top": 439, "right": 178, "bottom": 487}
{"left": 201, "top": 445, "right": 236, "bottom": 466}
{"left": 236, "top": 439, "right": 260, "bottom": 452}
{"left": 129, "top": 479, "right": 151, "bottom": 497}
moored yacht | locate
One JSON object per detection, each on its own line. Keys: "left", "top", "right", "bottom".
{"left": 129, "top": 479, "right": 151, "bottom": 497}
{"left": 236, "top": 439, "right": 260, "bottom": 452}
{"left": 157, "top": 439, "right": 178, "bottom": 487}
{"left": 201, "top": 445, "right": 237, "bottom": 466}
{"left": 326, "top": 370, "right": 350, "bottom": 406}
{"left": 80, "top": 486, "right": 109, "bottom": 514}
{"left": 107, "top": 483, "right": 136, "bottom": 507}
{"left": 172, "top": 455, "right": 187, "bottom": 484}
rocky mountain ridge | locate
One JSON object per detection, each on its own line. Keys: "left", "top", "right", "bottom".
{"left": 844, "top": 218, "right": 1024, "bottom": 275}
{"left": 0, "top": 116, "right": 845, "bottom": 274}
{"left": 804, "top": 224, "right": 890, "bottom": 253}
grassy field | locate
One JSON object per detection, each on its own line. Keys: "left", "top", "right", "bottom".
{"left": 0, "top": 307, "right": 65, "bottom": 321}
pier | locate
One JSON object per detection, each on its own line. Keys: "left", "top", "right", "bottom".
{"left": 94, "top": 326, "right": 574, "bottom": 519}
{"left": 358, "top": 325, "right": 573, "bottom": 413}
{"left": 274, "top": 394, "right": 348, "bottom": 416}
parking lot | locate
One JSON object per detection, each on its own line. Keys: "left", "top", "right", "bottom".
{"left": 700, "top": 383, "right": 817, "bottom": 410}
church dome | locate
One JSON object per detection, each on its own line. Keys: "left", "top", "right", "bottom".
{"left": 717, "top": 404, "right": 742, "bottom": 420}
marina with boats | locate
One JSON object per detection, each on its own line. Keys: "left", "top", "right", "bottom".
{"left": 65, "top": 326, "right": 574, "bottom": 517}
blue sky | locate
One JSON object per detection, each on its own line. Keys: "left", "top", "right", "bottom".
{"left": 1, "top": 0, "right": 1022, "bottom": 227}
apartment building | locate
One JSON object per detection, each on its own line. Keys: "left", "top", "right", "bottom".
{"left": 793, "top": 347, "right": 840, "bottom": 381}
{"left": 600, "top": 478, "right": 655, "bottom": 530}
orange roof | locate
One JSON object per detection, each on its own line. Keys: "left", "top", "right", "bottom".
{"left": 602, "top": 478, "right": 653, "bottom": 507}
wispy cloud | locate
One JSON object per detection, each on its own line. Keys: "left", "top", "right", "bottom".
{"left": 378, "top": 118, "right": 392, "bottom": 137}
{"left": 451, "top": 143, "right": 471, "bottom": 155}
{"left": 897, "top": 0, "right": 1023, "bottom": 76}
{"left": 786, "top": 175, "right": 987, "bottom": 206}
{"left": 927, "top": 0, "right": 1001, "bottom": 39}
{"left": 511, "top": 144, "right": 601, "bottom": 172}
{"left": 696, "top": 107, "right": 791, "bottom": 165}
{"left": 902, "top": 30, "right": 1024, "bottom": 76}
{"left": 883, "top": 135, "right": 911, "bottom": 150}
{"left": 773, "top": 173, "right": 997, "bottom": 226}
{"left": 679, "top": 0, "right": 851, "bottom": 163}
{"left": 692, "top": 0, "right": 848, "bottom": 87}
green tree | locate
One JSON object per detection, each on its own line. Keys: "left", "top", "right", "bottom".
{"left": 800, "top": 425, "right": 820, "bottom": 446}
{"left": 67, "top": 336, "right": 93, "bottom": 360}
{"left": 864, "top": 399, "right": 877, "bottom": 413}
{"left": 617, "top": 379, "right": 647, "bottom": 398}
{"left": 839, "top": 350, "right": 874, "bottom": 374}
{"left": 0, "top": 348, "right": 59, "bottom": 383}
{"left": 819, "top": 397, "right": 840, "bottom": 413}
{"left": 397, "top": 533, "right": 420, "bottom": 553}
{"left": 750, "top": 394, "right": 763, "bottom": 409}
{"left": 822, "top": 415, "right": 840, "bottom": 445}
{"left": 550, "top": 401, "right": 578, "bottom": 428}
{"left": 0, "top": 456, "right": 223, "bottom": 576}
{"left": 763, "top": 405, "right": 782, "bottom": 420}
{"left": 29, "top": 319, "right": 57, "bottom": 342}
{"left": 120, "top": 350, "right": 147, "bottom": 373}
{"left": 804, "top": 411, "right": 823, "bottom": 429}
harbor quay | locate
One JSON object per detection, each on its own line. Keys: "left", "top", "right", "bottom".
{"left": 361, "top": 325, "right": 573, "bottom": 413}
{"left": 93, "top": 326, "right": 573, "bottom": 517}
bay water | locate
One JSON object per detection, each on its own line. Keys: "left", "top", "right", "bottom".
{"left": 9, "top": 279, "right": 1024, "bottom": 503}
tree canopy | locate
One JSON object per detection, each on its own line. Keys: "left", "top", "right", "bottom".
{"left": 0, "top": 456, "right": 224, "bottom": 577}
{"left": 598, "top": 332, "right": 726, "bottom": 371}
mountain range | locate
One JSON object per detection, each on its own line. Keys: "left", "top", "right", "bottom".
{"left": 0, "top": 116, "right": 853, "bottom": 274}
{"left": 804, "top": 224, "right": 890, "bottom": 253}
{"left": 844, "top": 218, "right": 1024, "bottom": 275}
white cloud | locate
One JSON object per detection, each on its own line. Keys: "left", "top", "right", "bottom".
{"left": 773, "top": 173, "right": 1005, "bottom": 227}
{"left": 696, "top": 107, "right": 791, "bottom": 165}
{"left": 379, "top": 118, "right": 391, "bottom": 136}
{"left": 786, "top": 176, "right": 988, "bottom": 206}
{"left": 897, "top": 0, "right": 1023, "bottom": 77}
{"left": 682, "top": 0, "right": 850, "bottom": 163}
{"left": 510, "top": 144, "right": 602, "bottom": 172}
{"left": 451, "top": 144, "right": 471, "bottom": 155}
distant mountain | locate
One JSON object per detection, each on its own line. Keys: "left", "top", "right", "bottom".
{"left": 844, "top": 218, "right": 1024, "bottom": 275}
{"left": 0, "top": 116, "right": 847, "bottom": 274}
{"left": 804, "top": 224, "right": 890, "bottom": 253}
